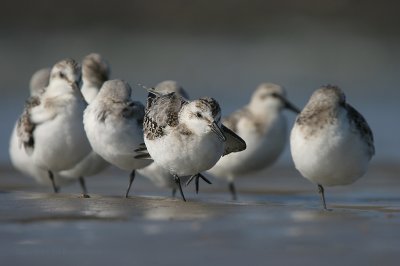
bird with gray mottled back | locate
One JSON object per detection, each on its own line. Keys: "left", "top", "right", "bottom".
{"left": 290, "top": 85, "right": 375, "bottom": 210}
{"left": 137, "top": 80, "right": 191, "bottom": 197}
{"left": 143, "top": 89, "right": 246, "bottom": 201}
{"left": 84, "top": 79, "right": 151, "bottom": 198}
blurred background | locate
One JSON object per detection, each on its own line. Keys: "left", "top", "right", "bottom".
{"left": 1, "top": 0, "right": 399, "bottom": 166}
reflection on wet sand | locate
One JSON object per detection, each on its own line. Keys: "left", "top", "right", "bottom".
{"left": 1, "top": 165, "right": 400, "bottom": 266}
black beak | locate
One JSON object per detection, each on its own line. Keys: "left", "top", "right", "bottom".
{"left": 210, "top": 121, "right": 226, "bottom": 142}
{"left": 70, "top": 81, "right": 79, "bottom": 90}
{"left": 279, "top": 95, "right": 301, "bottom": 114}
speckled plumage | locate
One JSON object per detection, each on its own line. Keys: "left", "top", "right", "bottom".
{"left": 143, "top": 90, "right": 246, "bottom": 200}
{"left": 293, "top": 85, "right": 374, "bottom": 157}
{"left": 144, "top": 92, "right": 187, "bottom": 140}
{"left": 16, "top": 96, "right": 41, "bottom": 153}
{"left": 290, "top": 85, "right": 375, "bottom": 209}
{"left": 138, "top": 81, "right": 192, "bottom": 193}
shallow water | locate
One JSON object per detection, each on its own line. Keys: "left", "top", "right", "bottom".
{"left": 1, "top": 164, "right": 399, "bottom": 266}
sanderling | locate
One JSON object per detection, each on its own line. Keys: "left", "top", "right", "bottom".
{"left": 143, "top": 90, "right": 246, "bottom": 201}
{"left": 290, "top": 85, "right": 375, "bottom": 210}
{"left": 27, "top": 58, "right": 92, "bottom": 192}
{"left": 83, "top": 79, "right": 151, "bottom": 197}
{"left": 137, "top": 80, "right": 191, "bottom": 197}
{"left": 207, "top": 83, "right": 299, "bottom": 200}
{"left": 57, "top": 53, "right": 111, "bottom": 197}
{"left": 9, "top": 68, "right": 72, "bottom": 187}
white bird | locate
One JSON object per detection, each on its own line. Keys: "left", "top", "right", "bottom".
{"left": 137, "top": 80, "right": 190, "bottom": 197}
{"left": 9, "top": 68, "right": 73, "bottom": 187}
{"left": 58, "top": 53, "right": 110, "bottom": 197}
{"left": 83, "top": 79, "right": 151, "bottom": 197}
{"left": 207, "top": 83, "right": 299, "bottom": 200}
{"left": 143, "top": 90, "right": 246, "bottom": 201}
{"left": 290, "top": 85, "right": 375, "bottom": 210}
{"left": 26, "top": 58, "right": 92, "bottom": 192}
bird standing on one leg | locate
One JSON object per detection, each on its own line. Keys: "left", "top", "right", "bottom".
{"left": 207, "top": 83, "right": 299, "bottom": 200}
{"left": 290, "top": 85, "right": 375, "bottom": 210}
{"left": 83, "top": 79, "right": 151, "bottom": 197}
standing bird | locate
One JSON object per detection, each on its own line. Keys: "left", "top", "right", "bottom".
{"left": 207, "top": 83, "right": 300, "bottom": 200}
{"left": 290, "top": 85, "right": 375, "bottom": 210}
{"left": 143, "top": 90, "right": 246, "bottom": 201}
{"left": 9, "top": 68, "right": 71, "bottom": 186}
{"left": 83, "top": 79, "right": 151, "bottom": 197}
{"left": 26, "top": 59, "right": 92, "bottom": 192}
{"left": 137, "top": 80, "right": 190, "bottom": 197}
{"left": 58, "top": 53, "right": 110, "bottom": 197}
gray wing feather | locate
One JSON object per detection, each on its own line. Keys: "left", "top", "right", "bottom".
{"left": 346, "top": 104, "right": 375, "bottom": 157}
{"left": 144, "top": 92, "right": 186, "bottom": 140}
{"left": 222, "top": 124, "right": 246, "bottom": 156}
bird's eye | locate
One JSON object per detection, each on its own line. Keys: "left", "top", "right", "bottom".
{"left": 271, "top": 93, "right": 279, "bottom": 98}
{"left": 59, "top": 72, "right": 66, "bottom": 79}
{"left": 196, "top": 112, "right": 202, "bottom": 118}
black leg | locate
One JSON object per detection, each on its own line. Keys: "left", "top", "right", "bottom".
{"left": 172, "top": 188, "right": 177, "bottom": 198}
{"left": 229, "top": 181, "right": 237, "bottom": 201}
{"left": 173, "top": 175, "right": 186, "bottom": 202}
{"left": 48, "top": 170, "right": 59, "bottom": 193}
{"left": 125, "top": 170, "right": 135, "bottom": 198}
{"left": 79, "top": 177, "right": 90, "bottom": 198}
{"left": 186, "top": 173, "right": 212, "bottom": 194}
{"left": 318, "top": 184, "right": 328, "bottom": 210}
{"left": 195, "top": 175, "right": 200, "bottom": 194}
{"left": 185, "top": 175, "right": 196, "bottom": 186}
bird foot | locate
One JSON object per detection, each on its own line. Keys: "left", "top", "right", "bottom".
{"left": 185, "top": 173, "right": 212, "bottom": 194}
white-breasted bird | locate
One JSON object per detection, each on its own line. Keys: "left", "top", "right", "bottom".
{"left": 83, "top": 79, "right": 151, "bottom": 197}
{"left": 26, "top": 59, "right": 92, "bottom": 192}
{"left": 143, "top": 90, "right": 246, "bottom": 201}
{"left": 207, "top": 83, "right": 299, "bottom": 199}
{"left": 58, "top": 53, "right": 111, "bottom": 197}
{"left": 9, "top": 68, "right": 74, "bottom": 187}
{"left": 137, "top": 80, "right": 190, "bottom": 197}
{"left": 290, "top": 85, "right": 375, "bottom": 210}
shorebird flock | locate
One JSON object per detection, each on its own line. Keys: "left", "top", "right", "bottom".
{"left": 9, "top": 54, "right": 375, "bottom": 210}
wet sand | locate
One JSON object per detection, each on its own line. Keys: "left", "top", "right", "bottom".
{"left": 1, "top": 164, "right": 399, "bottom": 266}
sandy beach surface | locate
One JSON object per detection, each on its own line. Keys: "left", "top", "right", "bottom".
{"left": 0, "top": 164, "right": 399, "bottom": 266}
